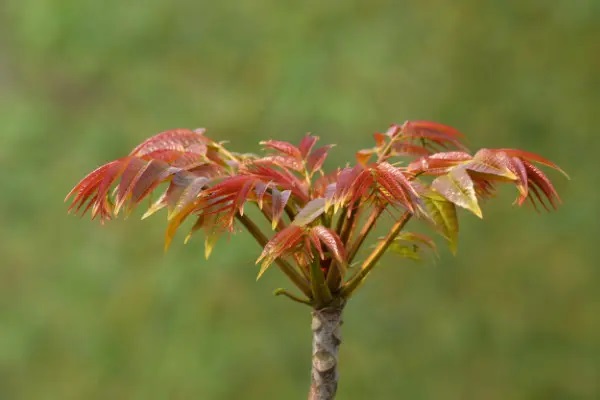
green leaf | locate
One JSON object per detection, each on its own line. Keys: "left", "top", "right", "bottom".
{"left": 389, "top": 243, "right": 422, "bottom": 261}
{"left": 385, "top": 232, "right": 438, "bottom": 262}
{"left": 204, "top": 230, "right": 220, "bottom": 259}
{"left": 431, "top": 167, "right": 482, "bottom": 218}
{"left": 423, "top": 195, "right": 459, "bottom": 254}
{"left": 293, "top": 198, "right": 326, "bottom": 226}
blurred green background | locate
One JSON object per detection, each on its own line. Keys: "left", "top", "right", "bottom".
{"left": 1, "top": 0, "right": 598, "bottom": 399}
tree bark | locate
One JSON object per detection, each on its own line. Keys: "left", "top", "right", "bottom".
{"left": 308, "top": 305, "right": 344, "bottom": 400}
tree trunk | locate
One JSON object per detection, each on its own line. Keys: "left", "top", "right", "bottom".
{"left": 308, "top": 305, "right": 344, "bottom": 400}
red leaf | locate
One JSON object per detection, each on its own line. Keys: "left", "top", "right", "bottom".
{"left": 385, "top": 124, "right": 401, "bottom": 138}
{"left": 114, "top": 158, "right": 150, "bottom": 213}
{"left": 130, "top": 128, "right": 210, "bottom": 157}
{"left": 256, "top": 225, "right": 305, "bottom": 279}
{"left": 403, "top": 120, "right": 464, "bottom": 138}
{"left": 254, "top": 155, "right": 304, "bottom": 171}
{"left": 254, "top": 181, "right": 269, "bottom": 209}
{"left": 168, "top": 175, "right": 210, "bottom": 220}
{"left": 307, "top": 145, "right": 334, "bottom": 173}
{"left": 308, "top": 229, "right": 325, "bottom": 260}
{"left": 244, "top": 165, "right": 309, "bottom": 202}
{"left": 400, "top": 120, "right": 468, "bottom": 151}
{"left": 271, "top": 188, "right": 292, "bottom": 229}
{"left": 233, "top": 179, "right": 256, "bottom": 216}
{"left": 391, "top": 142, "right": 431, "bottom": 157}
{"left": 139, "top": 149, "right": 206, "bottom": 168}
{"left": 130, "top": 161, "right": 178, "bottom": 206}
{"left": 331, "top": 166, "right": 363, "bottom": 210}
{"left": 375, "top": 162, "right": 419, "bottom": 212}
{"left": 498, "top": 149, "right": 568, "bottom": 177}
{"left": 507, "top": 156, "right": 529, "bottom": 205}
{"left": 407, "top": 151, "right": 472, "bottom": 175}
{"left": 164, "top": 175, "right": 211, "bottom": 250}
{"left": 311, "top": 226, "right": 347, "bottom": 271}
{"left": 522, "top": 160, "right": 561, "bottom": 209}
{"left": 355, "top": 149, "right": 374, "bottom": 166}
{"left": 465, "top": 149, "right": 517, "bottom": 181}
{"left": 299, "top": 134, "right": 318, "bottom": 158}
{"left": 66, "top": 162, "right": 118, "bottom": 214}
{"left": 373, "top": 132, "right": 388, "bottom": 147}
{"left": 260, "top": 140, "right": 302, "bottom": 159}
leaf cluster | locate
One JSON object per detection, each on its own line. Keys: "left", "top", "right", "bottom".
{"left": 66, "top": 121, "right": 566, "bottom": 307}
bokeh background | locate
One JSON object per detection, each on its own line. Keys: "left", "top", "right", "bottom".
{"left": 1, "top": 0, "right": 598, "bottom": 399}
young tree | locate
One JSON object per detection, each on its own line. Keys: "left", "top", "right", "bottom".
{"left": 66, "top": 121, "right": 566, "bottom": 399}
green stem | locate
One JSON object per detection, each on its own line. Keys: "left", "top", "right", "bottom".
{"left": 340, "top": 211, "right": 412, "bottom": 298}
{"left": 310, "top": 259, "right": 333, "bottom": 308}
{"left": 325, "top": 259, "right": 342, "bottom": 294}
{"left": 339, "top": 206, "right": 358, "bottom": 244}
{"left": 284, "top": 202, "right": 297, "bottom": 222}
{"left": 273, "top": 288, "right": 312, "bottom": 306}
{"left": 347, "top": 205, "right": 385, "bottom": 263}
{"left": 236, "top": 213, "right": 312, "bottom": 298}
{"left": 334, "top": 206, "right": 347, "bottom": 237}
{"left": 325, "top": 206, "right": 356, "bottom": 293}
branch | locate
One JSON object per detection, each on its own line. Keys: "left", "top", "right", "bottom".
{"left": 347, "top": 205, "right": 385, "bottom": 263}
{"left": 236, "top": 213, "right": 312, "bottom": 298}
{"left": 273, "top": 288, "right": 312, "bottom": 306}
{"left": 340, "top": 211, "right": 412, "bottom": 298}
{"left": 310, "top": 259, "right": 333, "bottom": 308}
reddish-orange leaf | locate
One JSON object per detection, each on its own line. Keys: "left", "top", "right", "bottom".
{"left": 299, "top": 134, "right": 319, "bottom": 158}
{"left": 400, "top": 120, "right": 468, "bottom": 151}
{"left": 311, "top": 226, "right": 347, "bottom": 272}
{"left": 256, "top": 225, "right": 305, "bottom": 279}
{"left": 254, "top": 155, "right": 304, "bottom": 171}
{"left": 114, "top": 158, "right": 150, "bottom": 214}
{"left": 260, "top": 140, "right": 302, "bottom": 159}
{"left": 254, "top": 181, "right": 269, "bottom": 209}
{"left": 244, "top": 165, "right": 308, "bottom": 202}
{"left": 233, "top": 179, "right": 256, "bottom": 216}
{"left": 507, "top": 156, "right": 529, "bottom": 205}
{"left": 130, "top": 161, "right": 178, "bottom": 206}
{"left": 465, "top": 149, "right": 517, "bottom": 181}
{"left": 271, "top": 188, "right": 292, "bottom": 230}
{"left": 522, "top": 160, "right": 561, "bottom": 209}
{"left": 307, "top": 145, "right": 334, "bottom": 173}
{"left": 66, "top": 161, "right": 118, "bottom": 214}
{"left": 498, "top": 149, "right": 568, "bottom": 177}
{"left": 403, "top": 120, "right": 464, "bottom": 138}
{"left": 331, "top": 166, "right": 363, "bottom": 210}
{"left": 355, "top": 149, "right": 374, "bottom": 166}
{"left": 168, "top": 175, "right": 210, "bottom": 220}
{"left": 308, "top": 229, "right": 325, "bottom": 260}
{"left": 139, "top": 149, "right": 206, "bottom": 168}
{"left": 375, "top": 163, "right": 418, "bottom": 212}
{"left": 407, "top": 151, "right": 472, "bottom": 175}
{"left": 373, "top": 132, "right": 388, "bottom": 147}
{"left": 130, "top": 128, "right": 210, "bottom": 157}
{"left": 390, "top": 142, "right": 431, "bottom": 157}
{"left": 385, "top": 124, "right": 401, "bottom": 138}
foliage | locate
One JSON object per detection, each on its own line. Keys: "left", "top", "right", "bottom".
{"left": 66, "top": 121, "right": 565, "bottom": 307}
